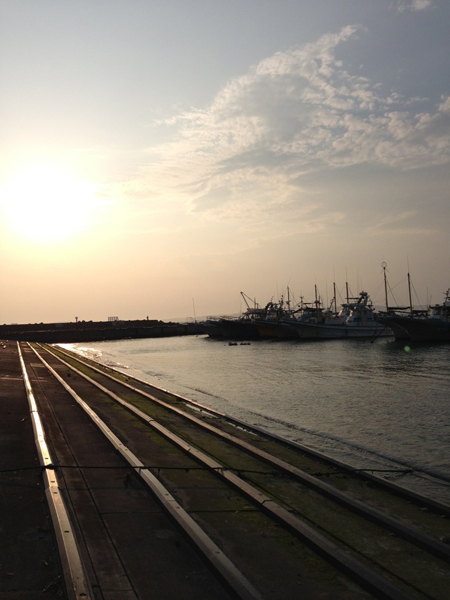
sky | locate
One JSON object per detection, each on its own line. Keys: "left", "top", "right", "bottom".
{"left": 1, "top": 0, "right": 450, "bottom": 323}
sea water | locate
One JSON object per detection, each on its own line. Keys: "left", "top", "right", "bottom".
{"left": 66, "top": 335, "right": 450, "bottom": 505}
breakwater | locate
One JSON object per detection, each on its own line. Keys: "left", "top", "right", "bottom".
{"left": 0, "top": 319, "right": 205, "bottom": 343}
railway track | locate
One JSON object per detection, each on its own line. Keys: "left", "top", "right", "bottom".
{"left": 17, "top": 341, "right": 450, "bottom": 600}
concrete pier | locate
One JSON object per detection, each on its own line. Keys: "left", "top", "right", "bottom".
{"left": 0, "top": 340, "right": 61, "bottom": 597}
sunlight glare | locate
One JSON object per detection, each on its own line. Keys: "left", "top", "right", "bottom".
{"left": 1, "top": 164, "right": 99, "bottom": 241}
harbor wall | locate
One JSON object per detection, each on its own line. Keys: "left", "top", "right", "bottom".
{"left": 0, "top": 320, "right": 205, "bottom": 343}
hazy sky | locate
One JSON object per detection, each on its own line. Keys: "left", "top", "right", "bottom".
{"left": 1, "top": 0, "right": 449, "bottom": 323}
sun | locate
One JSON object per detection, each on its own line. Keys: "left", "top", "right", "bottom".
{"left": 1, "top": 164, "right": 99, "bottom": 242}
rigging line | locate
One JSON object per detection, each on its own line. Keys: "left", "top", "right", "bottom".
{"left": 0, "top": 465, "right": 270, "bottom": 475}
{"left": 3, "top": 465, "right": 450, "bottom": 485}
{"left": 410, "top": 279, "right": 425, "bottom": 309}
{"left": 312, "top": 468, "right": 414, "bottom": 476}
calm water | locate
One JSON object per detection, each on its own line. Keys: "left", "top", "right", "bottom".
{"left": 66, "top": 335, "right": 450, "bottom": 505}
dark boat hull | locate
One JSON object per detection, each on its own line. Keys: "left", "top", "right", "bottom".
{"left": 378, "top": 316, "right": 450, "bottom": 342}
{"left": 203, "top": 318, "right": 260, "bottom": 340}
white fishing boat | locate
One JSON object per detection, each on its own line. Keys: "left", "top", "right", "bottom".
{"left": 281, "top": 291, "right": 388, "bottom": 339}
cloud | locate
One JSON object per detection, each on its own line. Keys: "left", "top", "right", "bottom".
{"left": 135, "top": 25, "right": 450, "bottom": 224}
{"left": 365, "top": 210, "right": 436, "bottom": 237}
{"left": 396, "top": 0, "right": 434, "bottom": 12}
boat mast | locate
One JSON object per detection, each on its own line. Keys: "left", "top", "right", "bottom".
{"left": 382, "top": 262, "right": 388, "bottom": 312}
{"left": 287, "top": 286, "right": 291, "bottom": 312}
{"left": 407, "top": 272, "right": 413, "bottom": 317}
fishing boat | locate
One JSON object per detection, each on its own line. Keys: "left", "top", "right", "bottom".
{"left": 204, "top": 290, "right": 308, "bottom": 340}
{"left": 376, "top": 263, "right": 450, "bottom": 342}
{"left": 203, "top": 293, "right": 267, "bottom": 340}
{"left": 203, "top": 309, "right": 263, "bottom": 340}
{"left": 252, "top": 290, "right": 304, "bottom": 339}
{"left": 280, "top": 291, "right": 388, "bottom": 339}
{"left": 204, "top": 287, "right": 388, "bottom": 341}
{"left": 377, "top": 289, "right": 450, "bottom": 342}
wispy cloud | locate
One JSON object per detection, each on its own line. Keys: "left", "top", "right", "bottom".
{"left": 365, "top": 210, "right": 436, "bottom": 237}
{"left": 396, "top": 0, "right": 434, "bottom": 13}
{"left": 133, "top": 25, "right": 450, "bottom": 224}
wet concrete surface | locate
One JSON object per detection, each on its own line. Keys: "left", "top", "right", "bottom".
{"left": 5, "top": 342, "right": 235, "bottom": 600}
{"left": 0, "top": 340, "right": 62, "bottom": 598}
{"left": 2, "top": 341, "right": 378, "bottom": 600}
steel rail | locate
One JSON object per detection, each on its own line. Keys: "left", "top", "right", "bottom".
{"left": 32, "top": 344, "right": 417, "bottom": 600}
{"left": 40, "top": 344, "right": 450, "bottom": 563}
{"left": 28, "top": 344, "right": 262, "bottom": 600}
{"left": 49, "top": 343, "right": 450, "bottom": 517}
{"left": 17, "top": 343, "right": 93, "bottom": 600}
